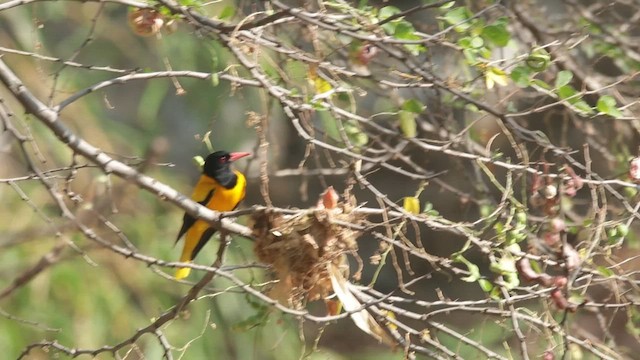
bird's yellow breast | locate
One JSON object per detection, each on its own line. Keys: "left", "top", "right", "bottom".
{"left": 184, "top": 170, "right": 246, "bottom": 245}
{"left": 190, "top": 169, "right": 247, "bottom": 212}
{"left": 204, "top": 170, "right": 247, "bottom": 211}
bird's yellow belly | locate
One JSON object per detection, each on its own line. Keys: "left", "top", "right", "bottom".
{"left": 206, "top": 186, "right": 245, "bottom": 212}
{"left": 187, "top": 187, "right": 245, "bottom": 236}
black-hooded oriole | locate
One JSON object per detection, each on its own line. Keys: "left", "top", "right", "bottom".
{"left": 174, "top": 151, "right": 251, "bottom": 279}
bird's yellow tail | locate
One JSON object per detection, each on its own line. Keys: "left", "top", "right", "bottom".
{"left": 175, "top": 242, "right": 194, "bottom": 279}
{"left": 175, "top": 266, "right": 191, "bottom": 280}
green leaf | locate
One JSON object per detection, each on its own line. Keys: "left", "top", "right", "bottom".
{"left": 616, "top": 223, "right": 630, "bottom": 237}
{"left": 507, "top": 243, "right": 522, "bottom": 254}
{"left": 439, "top": 1, "right": 455, "bottom": 10}
{"left": 530, "top": 78, "right": 551, "bottom": 90}
{"left": 442, "top": 7, "right": 472, "bottom": 31}
{"left": 596, "top": 266, "right": 614, "bottom": 277}
{"left": 624, "top": 186, "right": 638, "bottom": 198}
{"left": 493, "top": 16, "right": 509, "bottom": 27}
{"left": 470, "top": 36, "right": 484, "bottom": 48}
{"left": 284, "top": 60, "right": 306, "bottom": 83}
{"left": 478, "top": 278, "right": 493, "bottom": 292}
{"left": 233, "top": 309, "right": 269, "bottom": 330}
{"left": 457, "top": 37, "right": 472, "bottom": 48}
{"left": 381, "top": 22, "right": 396, "bottom": 34}
{"left": 627, "top": 307, "right": 640, "bottom": 337}
{"left": 557, "top": 85, "right": 578, "bottom": 101}
{"left": 503, "top": 272, "right": 520, "bottom": 290}
{"left": 379, "top": 6, "right": 401, "bottom": 20}
{"left": 422, "top": 201, "right": 439, "bottom": 216}
{"left": 478, "top": 47, "right": 492, "bottom": 59}
{"left": 402, "top": 99, "right": 426, "bottom": 114}
{"left": 557, "top": 86, "right": 594, "bottom": 113}
{"left": 344, "top": 122, "right": 369, "bottom": 148}
{"left": 573, "top": 100, "right": 594, "bottom": 114}
{"left": 394, "top": 22, "right": 415, "bottom": 39}
{"left": 318, "top": 110, "right": 340, "bottom": 141}
{"left": 393, "top": 22, "right": 423, "bottom": 55}
{"left": 462, "top": 48, "right": 478, "bottom": 64}
{"left": 526, "top": 49, "right": 551, "bottom": 71}
{"left": 489, "top": 254, "right": 516, "bottom": 275}
{"left": 479, "top": 204, "right": 494, "bottom": 218}
{"left": 555, "top": 70, "right": 574, "bottom": 88}
{"left": 405, "top": 43, "right": 426, "bottom": 56}
{"left": 482, "top": 24, "right": 510, "bottom": 47}
{"left": 192, "top": 155, "right": 205, "bottom": 169}
{"left": 442, "top": 7, "right": 469, "bottom": 25}
{"left": 510, "top": 66, "right": 531, "bottom": 87}
{"left": 218, "top": 5, "right": 235, "bottom": 20}
{"left": 455, "top": 255, "right": 481, "bottom": 283}
{"left": 399, "top": 110, "right": 417, "bottom": 138}
{"left": 597, "top": 95, "right": 624, "bottom": 118}
{"left": 462, "top": 264, "right": 480, "bottom": 282}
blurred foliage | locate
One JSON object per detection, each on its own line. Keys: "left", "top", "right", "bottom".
{"left": 1, "top": 0, "right": 640, "bottom": 359}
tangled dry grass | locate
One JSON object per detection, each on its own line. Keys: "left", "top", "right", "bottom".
{"left": 252, "top": 187, "right": 364, "bottom": 308}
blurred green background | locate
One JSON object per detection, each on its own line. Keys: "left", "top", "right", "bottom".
{"left": 3, "top": 0, "right": 637, "bottom": 359}
{"left": 0, "top": 1, "right": 413, "bottom": 359}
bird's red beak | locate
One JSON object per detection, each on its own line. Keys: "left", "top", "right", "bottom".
{"left": 229, "top": 152, "right": 251, "bottom": 162}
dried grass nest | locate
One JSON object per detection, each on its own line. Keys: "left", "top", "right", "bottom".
{"left": 251, "top": 187, "right": 364, "bottom": 307}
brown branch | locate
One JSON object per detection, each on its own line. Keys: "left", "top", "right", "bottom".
{"left": 0, "top": 57, "right": 253, "bottom": 240}
{"left": 0, "top": 243, "right": 65, "bottom": 300}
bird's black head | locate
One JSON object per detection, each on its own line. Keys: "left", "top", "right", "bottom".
{"left": 202, "top": 151, "right": 250, "bottom": 188}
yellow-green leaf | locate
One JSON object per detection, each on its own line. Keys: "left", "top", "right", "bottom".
{"left": 192, "top": 155, "right": 205, "bottom": 169}
{"left": 478, "top": 278, "right": 493, "bottom": 292}
{"left": 555, "top": 70, "right": 573, "bottom": 88}
{"left": 455, "top": 255, "right": 481, "bottom": 282}
{"left": 402, "top": 98, "right": 426, "bottom": 114}
{"left": 210, "top": 73, "right": 219, "bottom": 87}
{"left": 482, "top": 24, "right": 510, "bottom": 47}
{"left": 597, "top": 95, "right": 623, "bottom": 118}
{"left": 314, "top": 77, "right": 333, "bottom": 95}
{"left": 399, "top": 110, "right": 417, "bottom": 138}
{"left": 485, "top": 66, "right": 508, "bottom": 89}
{"left": 219, "top": 5, "right": 235, "bottom": 20}
{"left": 403, "top": 196, "right": 420, "bottom": 214}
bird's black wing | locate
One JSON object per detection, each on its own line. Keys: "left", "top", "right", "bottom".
{"left": 190, "top": 197, "right": 243, "bottom": 259}
{"left": 191, "top": 226, "right": 217, "bottom": 260}
{"left": 175, "top": 189, "right": 215, "bottom": 244}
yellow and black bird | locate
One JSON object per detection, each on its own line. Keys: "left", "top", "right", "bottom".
{"left": 174, "top": 151, "right": 251, "bottom": 279}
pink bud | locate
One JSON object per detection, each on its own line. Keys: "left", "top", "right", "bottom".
{"left": 357, "top": 44, "right": 378, "bottom": 65}
{"left": 549, "top": 218, "right": 566, "bottom": 233}
{"left": 630, "top": 157, "right": 640, "bottom": 183}
{"left": 543, "top": 232, "right": 561, "bottom": 247}
{"left": 320, "top": 186, "right": 339, "bottom": 209}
